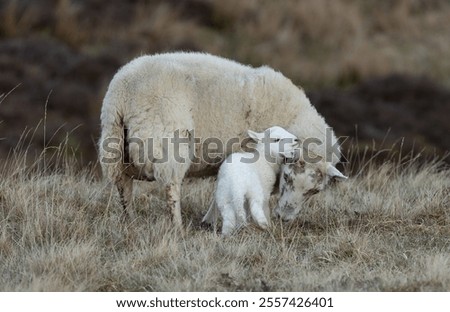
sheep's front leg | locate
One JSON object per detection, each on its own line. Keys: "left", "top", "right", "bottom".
{"left": 166, "top": 182, "right": 182, "bottom": 228}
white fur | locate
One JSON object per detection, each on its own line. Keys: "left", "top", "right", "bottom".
{"left": 99, "top": 52, "right": 341, "bottom": 225}
{"left": 203, "top": 126, "right": 297, "bottom": 236}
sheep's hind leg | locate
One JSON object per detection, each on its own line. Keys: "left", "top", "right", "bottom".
{"left": 117, "top": 174, "right": 135, "bottom": 220}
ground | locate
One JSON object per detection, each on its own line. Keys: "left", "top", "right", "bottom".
{"left": 0, "top": 151, "right": 448, "bottom": 291}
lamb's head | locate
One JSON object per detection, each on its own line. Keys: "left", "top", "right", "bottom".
{"left": 275, "top": 159, "right": 347, "bottom": 221}
{"left": 247, "top": 126, "right": 299, "bottom": 161}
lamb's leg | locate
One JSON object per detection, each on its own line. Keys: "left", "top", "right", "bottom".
{"left": 221, "top": 203, "right": 237, "bottom": 236}
{"left": 234, "top": 196, "right": 248, "bottom": 230}
{"left": 117, "top": 174, "right": 135, "bottom": 219}
{"left": 166, "top": 181, "right": 182, "bottom": 228}
{"left": 249, "top": 197, "right": 269, "bottom": 230}
{"left": 263, "top": 199, "right": 271, "bottom": 224}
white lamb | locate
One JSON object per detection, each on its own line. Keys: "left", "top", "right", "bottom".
{"left": 203, "top": 126, "right": 298, "bottom": 236}
{"left": 99, "top": 52, "right": 346, "bottom": 226}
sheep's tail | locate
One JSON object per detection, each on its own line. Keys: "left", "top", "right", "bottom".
{"left": 99, "top": 98, "right": 126, "bottom": 183}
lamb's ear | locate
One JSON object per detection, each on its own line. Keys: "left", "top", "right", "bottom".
{"left": 280, "top": 148, "right": 300, "bottom": 163}
{"left": 327, "top": 165, "right": 347, "bottom": 180}
{"left": 279, "top": 150, "right": 295, "bottom": 161}
{"left": 247, "top": 129, "right": 264, "bottom": 142}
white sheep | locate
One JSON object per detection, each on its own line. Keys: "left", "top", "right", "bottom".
{"left": 99, "top": 52, "right": 345, "bottom": 226}
{"left": 202, "top": 126, "right": 298, "bottom": 236}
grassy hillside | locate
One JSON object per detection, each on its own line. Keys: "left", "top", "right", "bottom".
{"left": 0, "top": 151, "right": 448, "bottom": 291}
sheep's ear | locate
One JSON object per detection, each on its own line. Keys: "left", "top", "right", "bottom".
{"left": 327, "top": 165, "right": 347, "bottom": 180}
{"left": 247, "top": 129, "right": 264, "bottom": 142}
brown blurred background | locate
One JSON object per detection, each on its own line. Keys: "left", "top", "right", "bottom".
{"left": 0, "top": 0, "right": 449, "bottom": 167}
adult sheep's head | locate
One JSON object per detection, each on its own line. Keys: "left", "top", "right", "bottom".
{"left": 274, "top": 158, "right": 347, "bottom": 221}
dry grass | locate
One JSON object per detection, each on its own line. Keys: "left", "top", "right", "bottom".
{"left": 0, "top": 148, "right": 448, "bottom": 291}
